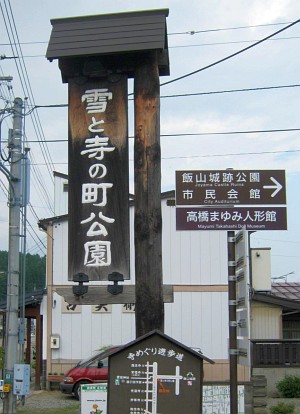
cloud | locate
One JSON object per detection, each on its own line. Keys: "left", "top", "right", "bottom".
{"left": 247, "top": 0, "right": 294, "bottom": 25}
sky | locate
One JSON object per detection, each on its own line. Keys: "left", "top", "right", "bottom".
{"left": 0, "top": 0, "right": 299, "bottom": 282}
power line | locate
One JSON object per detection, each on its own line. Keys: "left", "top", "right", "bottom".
{"left": 161, "top": 84, "right": 300, "bottom": 98}
{"left": 272, "top": 254, "right": 299, "bottom": 258}
{"left": 0, "top": 0, "right": 54, "bottom": 215}
{"left": 161, "top": 148, "right": 300, "bottom": 160}
{"left": 0, "top": 21, "right": 293, "bottom": 46}
{"left": 253, "top": 237, "right": 300, "bottom": 245}
{"left": 7, "top": 148, "right": 300, "bottom": 165}
{"left": 161, "top": 19, "right": 300, "bottom": 87}
{"left": 24, "top": 218, "right": 46, "bottom": 250}
{"left": 20, "top": 128, "right": 300, "bottom": 142}
{"left": 2, "top": 35, "right": 300, "bottom": 59}
{"left": 29, "top": 83, "right": 300, "bottom": 109}
{"left": 169, "top": 36, "right": 300, "bottom": 49}
{"left": 160, "top": 128, "right": 300, "bottom": 137}
{"left": 169, "top": 21, "right": 293, "bottom": 35}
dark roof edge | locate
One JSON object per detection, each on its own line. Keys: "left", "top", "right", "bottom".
{"left": 54, "top": 171, "right": 68, "bottom": 179}
{"left": 50, "top": 9, "right": 169, "bottom": 25}
{"left": 252, "top": 292, "right": 300, "bottom": 310}
{"left": 0, "top": 288, "right": 46, "bottom": 310}
{"left": 38, "top": 214, "right": 68, "bottom": 231}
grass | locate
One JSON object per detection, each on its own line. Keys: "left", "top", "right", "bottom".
{"left": 17, "top": 401, "right": 80, "bottom": 414}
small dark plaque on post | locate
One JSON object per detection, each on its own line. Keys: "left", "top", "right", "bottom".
{"left": 107, "top": 330, "right": 213, "bottom": 414}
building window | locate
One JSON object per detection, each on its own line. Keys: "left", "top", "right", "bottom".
{"left": 283, "top": 318, "right": 300, "bottom": 339}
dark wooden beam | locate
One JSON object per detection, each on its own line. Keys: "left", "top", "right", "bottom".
{"left": 35, "top": 314, "right": 43, "bottom": 390}
{"left": 54, "top": 285, "right": 173, "bottom": 305}
{"left": 134, "top": 51, "right": 164, "bottom": 337}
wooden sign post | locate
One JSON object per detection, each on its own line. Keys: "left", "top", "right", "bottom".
{"left": 134, "top": 52, "right": 164, "bottom": 336}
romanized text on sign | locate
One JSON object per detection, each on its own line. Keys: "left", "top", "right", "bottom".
{"left": 176, "top": 207, "right": 287, "bottom": 231}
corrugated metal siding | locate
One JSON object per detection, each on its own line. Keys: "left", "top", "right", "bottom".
{"left": 251, "top": 302, "right": 281, "bottom": 339}
{"left": 54, "top": 175, "right": 68, "bottom": 216}
{"left": 162, "top": 202, "right": 228, "bottom": 285}
{"left": 165, "top": 291, "right": 228, "bottom": 359}
{"left": 53, "top": 221, "right": 68, "bottom": 285}
{"left": 46, "top": 9, "right": 168, "bottom": 60}
{"left": 50, "top": 291, "right": 228, "bottom": 361}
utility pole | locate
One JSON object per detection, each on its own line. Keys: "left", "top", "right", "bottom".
{"left": 3, "top": 97, "right": 23, "bottom": 414}
{"left": 228, "top": 230, "right": 238, "bottom": 414}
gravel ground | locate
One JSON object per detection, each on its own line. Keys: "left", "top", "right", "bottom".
{"left": 1, "top": 389, "right": 300, "bottom": 413}
{"left": 0, "top": 390, "right": 80, "bottom": 413}
{"left": 17, "top": 392, "right": 300, "bottom": 413}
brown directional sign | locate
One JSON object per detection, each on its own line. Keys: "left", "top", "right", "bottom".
{"left": 176, "top": 206, "right": 287, "bottom": 231}
{"left": 176, "top": 170, "right": 286, "bottom": 206}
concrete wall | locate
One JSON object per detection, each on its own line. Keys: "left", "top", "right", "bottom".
{"left": 254, "top": 367, "right": 300, "bottom": 396}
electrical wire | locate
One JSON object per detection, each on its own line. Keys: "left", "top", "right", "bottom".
{"left": 0, "top": 158, "right": 47, "bottom": 255}
{"left": 0, "top": 20, "right": 294, "bottom": 45}
{"left": 0, "top": 1, "right": 55, "bottom": 211}
{"left": 18, "top": 128, "right": 300, "bottom": 142}
{"left": 29, "top": 83, "right": 300, "bottom": 108}
{"left": 160, "top": 84, "right": 300, "bottom": 99}
{"left": 160, "top": 128, "right": 300, "bottom": 137}
{"left": 253, "top": 237, "right": 300, "bottom": 245}
{"left": 161, "top": 148, "right": 300, "bottom": 161}
{"left": 0, "top": 0, "right": 54, "bottom": 253}
{"left": 169, "top": 35, "right": 300, "bottom": 49}
{"left": 5, "top": 148, "right": 300, "bottom": 165}
{"left": 161, "top": 18, "right": 300, "bottom": 87}
{"left": 3, "top": 34, "right": 300, "bottom": 58}
{"left": 168, "top": 21, "right": 293, "bottom": 35}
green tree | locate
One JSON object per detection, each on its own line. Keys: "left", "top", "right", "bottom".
{"left": 0, "top": 251, "right": 8, "bottom": 303}
{"left": 0, "top": 251, "right": 46, "bottom": 303}
{"left": 24, "top": 253, "right": 46, "bottom": 292}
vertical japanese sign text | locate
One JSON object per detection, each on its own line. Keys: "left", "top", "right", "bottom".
{"left": 68, "top": 77, "right": 130, "bottom": 281}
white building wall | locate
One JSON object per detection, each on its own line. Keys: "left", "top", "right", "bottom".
{"left": 48, "top": 194, "right": 229, "bottom": 364}
{"left": 53, "top": 173, "right": 68, "bottom": 216}
{"left": 251, "top": 302, "right": 281, "bottom": 339}
{"left": 52, "top": 221, "right": 68, "bottom": 285}
{"left": 165, "top": 291, "right": 228, "bottom": 358}
{"left": 162, "top": 201, "right": 228, "bottom": 285}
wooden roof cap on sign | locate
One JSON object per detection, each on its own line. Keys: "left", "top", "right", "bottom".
{"left": 46, "top": 9, "right": 170, "bottom": 79}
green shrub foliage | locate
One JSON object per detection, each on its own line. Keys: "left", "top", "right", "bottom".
{"left": 270, "top": 402, "right": 295, "bottom": 414}
{"left": 276, "top": 375, "right": 300, "bottom": 398}
{"left": 0, "top": 346, "right": 4, "bottom": 369}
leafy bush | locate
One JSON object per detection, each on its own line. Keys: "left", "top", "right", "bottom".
{"left": 270, "top": 402, "right": 295, "bottom": 414}
{"left": 276, "top": 375, "right": 300, "bottom": 398}
{"left": 0, "top": 346, "right": 4, "bottom": 369}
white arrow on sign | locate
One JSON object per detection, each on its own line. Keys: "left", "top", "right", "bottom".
{"left": 263, "top": 176, "right": 283, "bottom": 197}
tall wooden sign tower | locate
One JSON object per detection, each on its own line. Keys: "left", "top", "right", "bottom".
{"left": 47, "top": 9, "right": 170, "bottom": 336}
